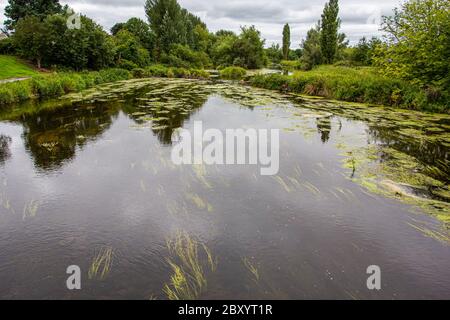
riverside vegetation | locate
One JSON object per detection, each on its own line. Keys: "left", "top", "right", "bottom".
{"left": 0, "top": 0, "right": 448, "bottom": 112}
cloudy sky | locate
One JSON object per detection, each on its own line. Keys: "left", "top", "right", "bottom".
{"left": 0, "top": 0, "right": 402, "bottom": 46}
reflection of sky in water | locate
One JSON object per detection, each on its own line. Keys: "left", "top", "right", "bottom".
{"left": 0, "top": 80, "right": 449, "bottom": 299}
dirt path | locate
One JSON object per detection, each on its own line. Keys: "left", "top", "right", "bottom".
{"left": 0, "top": 77, "right": 30, "bottom": 84}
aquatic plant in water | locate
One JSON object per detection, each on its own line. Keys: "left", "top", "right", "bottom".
{"left": 88, "top": 247, "right": 114, "bottom": 280}
{"left": 163, "top": 231, "right": 217, "bottom": 300}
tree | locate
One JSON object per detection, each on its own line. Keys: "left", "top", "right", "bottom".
{"left": 320, "top": 0, "right": 340, "bottom": 64}
{"left": 4, "top": 0, "right": 63, "bottom": 31}
{"left": 114, "top": 29, "right": 150, "bottom": 68}
{"left": 266, "top": 43, "right": 283, "bottom": 64}
{"left": 145, "top": 0, "right": 206, "bottom": 58}
{"left": 351, "top": 37, "right": 381, "bottom": 65}
{"left": 233, "top": 26, "right": 267, "bottom": 69}
{"left": 300, "top": 26, "right": 322, "bottom": 70}
{"left": 13, "top": 16, "right": 48, "bottom": 68}
{"left": 111, "top": 18, "right": 154, "bottom": 51}
{"left": 282, "top": 24, "right": 291, "bottom": 60}
{"left": 375, "top": 0, "right": 450, "bottom": 90}
{"left": 13, "top": 13, "right": 115, "bottom": 70}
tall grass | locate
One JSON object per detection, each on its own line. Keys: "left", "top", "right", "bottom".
{"left": 0, "top": 68, "right": 132, "bottom": 105}
{"left": 0, "top": 65, "right": 212, "bottom": 106}
{"left": 250, "top": 66, "right": 448, "bottom": 113}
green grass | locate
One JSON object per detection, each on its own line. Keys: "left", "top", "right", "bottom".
{"left": 0, "top": 55, "right": 39, "bottom": 80}
{"left": 250, "top": 65, "right": 449, "bottom": 113}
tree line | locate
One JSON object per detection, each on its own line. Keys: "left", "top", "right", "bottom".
{"left": 0, "top": 0, "right": 448, "bottom": 95}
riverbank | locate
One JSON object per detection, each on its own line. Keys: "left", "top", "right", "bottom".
{"left": 1, "top": 65, "right": 448, "bottom": 114}
{"left": 0, "top": 66, "right": 212, "bottom": 106}
{"left": 249, "top": 66, "right": 449, "bottom": 113}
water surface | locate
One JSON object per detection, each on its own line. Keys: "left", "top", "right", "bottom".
{"left": 0, "top": 78, "right": 449, "bottom": 299}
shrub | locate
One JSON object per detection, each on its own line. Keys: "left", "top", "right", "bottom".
{"left": 190, "top": 69, "right": 210, "bottom": 79}
{"left": 132, "top": 68, "right": 146, "bottom": 78}
{"left": 169, "top": 67, "right": 191, "bottom": 78}
{"left": 145, "top": 65, "right": 169, "bottom": 77}
{"left": 220, "top": 66, "right": 247, "bottom": 80}
{"left": 117, "top": 59, "right": 139, "bottom": 71}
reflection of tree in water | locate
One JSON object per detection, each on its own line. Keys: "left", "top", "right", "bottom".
{"left": 0, "top": 135, "right": 12, "bottom": 165}
{"left": 316, "top": 117, "right": 332, "bottom": 143}
{"left": 126, "top": 86, "right": 210, "bottom": 145}
{"left": 367, "top": 125, "right": 450, "bottom": 183}
{"left": 19, "top": 102, "right": 121, "bottom": 171}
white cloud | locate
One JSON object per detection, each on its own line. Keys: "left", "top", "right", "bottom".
{"left": 1, "top": 0, "right": 400, "bottom": 45}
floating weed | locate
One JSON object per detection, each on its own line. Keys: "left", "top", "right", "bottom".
{"left": 186, "top": 192, "right": 213, "bottom": 212}
{"left": 163, "top": 231, "right": 217, "bottom": 300}
{"left": 273, "top": 176, "right": 291, "bottom": 193}
{"left": 407, "top": 222, "right": 450, "bottom": 243}
{"left": 192, "top": 165, "right": 213, "bottom": 189}
{"left": 22, "top": 199, "right": 39, "bottom": 220}
{"left": 88, "top": 247, "right": 114, "bottom": 280}
{"left": 242, "top": 257, "right": 260, "bottom": 283}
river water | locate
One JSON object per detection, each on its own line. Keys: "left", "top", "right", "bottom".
{"left": 0, "top": 78, "right": 449, "bottom": 299}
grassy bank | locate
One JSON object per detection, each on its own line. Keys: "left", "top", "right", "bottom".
{"left": 0, "top": 55, "right": 40, "bottom": 80}
{"left": 250, "top": 66, "right": 449, "bottom": 113}
{"left": 0, "top": 65, "right": 210, "bottom": 106}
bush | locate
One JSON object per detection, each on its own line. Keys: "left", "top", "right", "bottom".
{"left": 169, "top": 67, "right": 191, "bottom": 78}
{"left": 145, "top": 65, "right": 169, "bottom": 77}
{"left": 220, "top": 66, "right": 247, "bottom": 80}
{"left": 190, "top": 69, "right": 210, "bottom": 79}
{"left": 117, "top": 59, "right": 139, "bottom": 71}
{"left": 132, "top": 68, "right": 146, "bottom": 78}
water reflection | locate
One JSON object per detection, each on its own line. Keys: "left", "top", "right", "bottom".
{"left": 0, "top": 135, "right": 12, "bottom": 165}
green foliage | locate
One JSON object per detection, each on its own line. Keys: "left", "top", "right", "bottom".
{"left": 300, "top": 26, "right": 322, "bottom": 70}
{"left": 220, "top": 66, "right": 247, "bottom": 80}
{"left": 0, "top": 68, "right": 132, "bottom": 105}
{"left": 162, "top": 44, "right": 211, "bottom": 69}
{"left": 374, "top": 0, "right": 450, "bottom": 92}
{"left": 282, "top": 24, "right": 291, "bottom": 60}
{"left": 210, "top": 26, "right": 267, "bottom": 69}
{"left": 351, "top": 37, "right": 381, "bottom": 66}
{"left": 4, "top": 0, "right": 63, "bottom": 31}
{"left": 320, "top": 0, "right": 341, "bottom": 64}
{"left": 250, "top": 66, "right": 447, "bottom": 112}
{"left": 114, "top": 29, "right": 151, "bottom": 68}
{"left": 13, "top": 14, "right": 115, "bottom": 70}
{"left": 111, "top": 18, "right": 154, "bottom": 51}
{"left": 266, "top": 43, "right": 283, "bottom": 64}
{"left": 0, "top": 37, "right": 16, "bottom": 55}
{"left": 12, "top": 16, "right": 48, "bottom": 68}
{"left": 280, "top": 60, "right": 301, "bottom": 72}
{"left": 145, "top": 0, "right": 206, "bottom": 57}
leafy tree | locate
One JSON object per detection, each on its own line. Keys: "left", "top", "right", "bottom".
{"left": 351, "top": 37, "right": 381, "bottom": 65}
{"left": 111, "top": 18, "right": 154, "bottom": 51}
{"left": 4, "top": 0, "right": 63, "bottom": 31}
{"left": 210, "top": 32, "right": 239, "bottom": 68}
{"left": 266, "top": 43, "right": 283, "bottom": 64}
{"left": 13, "top": 13, "right": 115, "bottom": 70}
{"left": 233, "top": 26, "right": 267, "bottom": 69}
{"left": 145, "top": 0, "right": 206, "bottom": 58}
{"left": 320, "top": 0, "right": 340, "bottom": 64}
{"left": 12, "top": 16, "right": 48, "bottom": 68}
{"left": 282, "top": 23, "right": 291, "bottom": 60}
{"left": 300, "top": 26, "right": 322, "bottom": 70}
{"left": 114, "top": 29, "right": 151, "bottom": 68}
{"left": 374, "top": 0, "right": 450, "bottom": 90}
